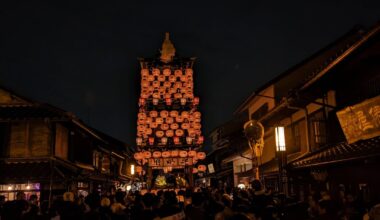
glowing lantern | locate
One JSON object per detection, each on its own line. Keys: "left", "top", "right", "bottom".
{"left": 152, "top": 68, "right": 160, "bottom": 76}
{"left": 197, "top": 152, "right": 206, "bottom": 160}
{"left": 143, "top": 151, "right": 152, "bottom": 158}
{"left": 148, "top": 137, "right": 154, "bottom": 145}
{"left": 166, "top": 130, "right": 174, "bottom": 137}
{"left": 193, "top": 157, "right": 198, "bottom": 164}
{"left": 197, "top": 136, "right": 204, "bottom": 144}
{"left": 136, "top": 166, "right": 143, "bottom": 173}
{"left": 160, "top": 124, "right": 169, "bottom": 131}
{"left": 181, "top": 111, "right": 189, "bottom": 118}
{"left": 138, "top": 112, "right": 147, "bottom": 119}
{"left": 161, "top": 137, "right": 168, "bottom": 145}
{"left": 160, "top": 110, "right": 169, "bottom": 118}
{"left": 137, "top": 118, "right": 146, "bottom": 125}
{"left": 174, "top": 82, "right": 182, "bottom": 89}
{"left": 194, "top": 118, "right": 201, "bottom": 123}
{"left": 155, "top": 117, "right": 163, "bottom": 124}
{"left": 169, "top": 88, "right": 176, "bottom": 94}
{"left": 181, "top": 123, "right": 190, "bottom": 130}
{"left": 174, "top": 137, "right": 180, "bottom": 145}
{"left": 153, "top": 98, "right": 159, "bottom": 105}
{"left": 141, "top": 69, "right": 149, "bottom": 76}
{"left": 163, "top": 68, "right": 171, "bottom": 76}
{"left": 186, "top": 136, "right": 193, "bottom": 145}
{"left": 162, "top": 151, "right": 171, "bottom": 158}
{"left": 169, "top": 75, "right": 176, "bottom": 82}
{"left": 170, "top": 110, "right": 178, "bottom": 118}
{"left": 164, "top": 82, "right": 171, "bottom": 88}
{"left": 134, "top": 152, "right": 143, "bottom": 160}
{"left": 171, "top": 150, "right": 179, "bottom": 157}
{"left": 141, "top": 92, "right": 148, "bottom": 99}
{"left": 175, "top": 129, "right": 184, "bottom": 137}
{"left": 152, "top": 92, "right": 160, "bottom": 99}
{"left": 158, "top": 75, "right": 165, "bottom": 82}
{"left": 176, "top": 116, "right": 184, "bottom": 123}
{"left": 192, "top": 168, "right": 198, "bottom": 173}
{"left": 193, "top": 111, "right": 201, "bottom": 119}
{"left": 188, "top": 128, "right": 195, "bottom": 137}
{"left": 141, "top": 80, "right": 149, "bottom": 87}
{"left": 137, "top": 125, "right": 146, "bottom": 132}
{"left": 147, "top": 75, "right": 155, "bottom": 81}
{"left": 139, "top": 98, "right": 146, "bottom": 106}
{"left": 156, "top": 130, "right": 164, "bottom": 138}
{"left": 180, "top": 75, "right": 187, "bottom": 82}
{"left": 165, "top": 98, "right": 172, "bottom": 105}
{"left": 146, "top": 117, "right": 153, "bottom": 124}
{"left": 193, "top": 123, "right": 202, "bottom": 130}
{"left": 188, "top": 150, "right": 197, "bottom": 157}
{"left": 198, "top": 165, "right": 207, "bottom": 172}
{"left": 170, "top": 123, "right": 179, "bottom": 130}
{"left": 153, "top": 151, "right": 161, "bottom": 158}
{"left": 180, "top": 98, "right": 187, "bottom": 105}
{"left": 136, "top": 137, "right": 143, "bottom": 146}
{"left": 179, "top": 150, "right": 188, "bottom": 157}
{"left": 165, "top": 117, "right": 174, "bottom": 124}
{"left": 146, "top": 128, "right": 152, "bottom": 135}
{"left": 150, "top": 111, "right": 158, "bottom": 118}
{"left": 167, "top": 167, "right": 173, "bottom": 172}
{"left": 150, "top": 122, "right": 157, "bottom": 129}
{"left": 193, "top": 97, "right": 200, "bottom": 105}
{"left": 174, "top": 69, "right": 182, "bottom": 77}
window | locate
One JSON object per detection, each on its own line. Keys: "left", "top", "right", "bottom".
{"left": 312, "top": 120, "right": 326, "bottom": 146}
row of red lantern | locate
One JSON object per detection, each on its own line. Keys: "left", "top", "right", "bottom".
{"left": 138, "top": 110, "right": 201, "bottom": 119}
{"left": 136, "top": 135, "right": 204, "bottom": 146}
{"left": 137, "top": 128, "right": 202, "bottom": 137}
{"left": 134, "top": 150, "right": 206, "bottom": 160}
{"left": 193, "top": 165, "right": 207, "bottom": 173}
{"left": 138, "top": 97, "right": 199, "bottom": 106}
{"left": 141, "top": 68, "right": 193, "bottom": 78}
{"left": 140, "top": 91, "right": 194, "bottom": 100}
{"left": 134, "top": 165, "right": 207, "bottom": 174}
{"left": 141, "top": 74, "right": 193, "bottom": 84}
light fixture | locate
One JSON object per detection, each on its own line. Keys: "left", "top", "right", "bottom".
{"left": 186, "top": 136, "right": 193, "bottom": 145}
{"left": 275, "top": 126, "right": 286, "bottom": 152}
{"left": 180, "top": 98, "right": 186, "bottom": 105}
{"left": 8, "top": 185, "right": 12, "bottom": 190}
{"left": 126, "top": 185, "right": 131, "bottom": 191}
{"left": 237, "top": 183, "right": 245, "bottom": 189}
{"left": 26, "top": 185, "right": 31, "bottom": 190}
{"left": 130, "top": 164, "right": 135, "bottom": 175}
{"left": 136, "top": 137, "right": 142, "bottom": 146}
{"left": 153, "top": 98, "right": 159, "bottom": 105}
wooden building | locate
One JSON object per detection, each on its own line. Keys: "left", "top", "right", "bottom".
{"left": 0, "top": 86, "right": 133, "bottom": 202}
{"left": 220, "top": 22, "right": 380, "bottom": 202}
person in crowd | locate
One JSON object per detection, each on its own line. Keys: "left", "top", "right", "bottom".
{"left": 184, "top": 192, "right": 206, "bottom": 220}
{"left": 99, "top": 196, "right": 112, "bottom": 220}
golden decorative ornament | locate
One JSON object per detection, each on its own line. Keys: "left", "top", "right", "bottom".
{"left": 160, "top": 33, "right": 176, "bottom": 63}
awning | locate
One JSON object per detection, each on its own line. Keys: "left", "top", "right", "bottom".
{"left": 290, "top": 136, "right": 380, "bottom": 169}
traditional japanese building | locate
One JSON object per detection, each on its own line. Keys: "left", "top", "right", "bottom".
{"left": 134, "top": 33, "right": 206, "bottom": 188}
{"left": 0, "top": 85, "right": 133, "bottom": 202}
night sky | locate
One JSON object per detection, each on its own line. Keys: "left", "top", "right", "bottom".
{"left": 1, "top": 1, "right": 380, "bottom": 148}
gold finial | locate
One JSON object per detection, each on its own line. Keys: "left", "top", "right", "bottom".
{"left": 160, "top": 32, "right": 176, "bottom": 63}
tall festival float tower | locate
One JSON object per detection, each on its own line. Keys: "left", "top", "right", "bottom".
{"left": 134, "top": 33, "right": 206, "bottom": 189}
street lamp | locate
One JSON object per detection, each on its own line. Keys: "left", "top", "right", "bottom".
{"left": 275, "top": 126, "right": 287, "bottom": 195}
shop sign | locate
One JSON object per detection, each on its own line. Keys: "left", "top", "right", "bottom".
{"left": 337, "top": 95, "right": 380, "bottom": 144}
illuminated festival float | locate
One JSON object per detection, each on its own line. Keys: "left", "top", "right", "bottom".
{"left": 134, "top": 33, "right": 206, "bottom": 189}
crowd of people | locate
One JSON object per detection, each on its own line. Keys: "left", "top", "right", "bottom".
{"left": 1, "top": 180, "right": 380, "bottom": 220}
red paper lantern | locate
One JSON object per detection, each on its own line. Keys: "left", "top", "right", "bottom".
{"left": 162, "top": 151, "right": 171, "bottom": 158}
{"left": 188, "top": 150, "right": 197, "bottom": 157}
{"left": 163, "top": 68, "right": 171, "bottom": 76}
{"left": 175, "top": 129, "right": 184, "bottom": 137}
{"left": 160, "top": 110, "right": 169, "bottom": 118}
{"left": 198, "top": 165, "right": 207, "bottom": 172}
{"left": 169, "top": 75, "right": 176, "bottom": 82}
{"left": 134, "top": 152, "right": 143, "bottom": 160}
{"left": 147, "top": 75, "right": 155, "bottom": 82}
{"left": 166, "top": 130, "right": 174, "bottom": 137}
{"left": 136, "top": 166, "right": 143, "bottom": 173}
{"left": 193, "top": 111, "right": 201, "bottom": 119}
{"left": 148, "top": 137, "right": 154, "bottom": 145}
{"left": 150, "top": 111, "right": 158, "bottom": 118}
{"left": 171, "top": 150, "right": 179, "bottom": 157}
{"left": 174, "top": 69, "right": 182, "bottom": 77}
{"left": 158, "top": 75, "right": 165, "bottom": 82}
{"left": 143, "top": 151, "right": 152, "bottom": 158}
{"left": 160, "top": 123, "right": 169, "bottom": 131}
{"left": 165, "top": 117, "right": 174, "bottom": 124}
{"left": 176, "top": 116, "right": 184, "bottom": 123}
{"left": 152, "top": 68, "right": 160, "bottom": 76}
{"left": 155, "top": 117, "right": 163, "bottom": 124}
{"left": 197, "top": 136, "right": 204, "bottom": 144}
{"left": 192, "top": 168, "right": 198, "bottom": 174}
{"left": 197, "top": 152, "right": 206, "bottom": 160}
{"left": 181, "top": 123, "right": 190, "bottom": 130}
{"left": 174, "top": 137, "right": 180, "bottom": 145}
{"left": 149, "top": 122, "right": 157, "bottom": 129}
{"left": 170, "top": 123, "right": 179, "bottom": 130}
{"left": 185, "top": 68, "right": 193, "bottom": 76}
{"left": 155, "top": 130, "right": 164, "bottom": 138}
{"left": 153, "top": 151, "right": 161, "bottom": 158}
{"left": 141, "top": 69, "right": 149, "bottom": 76}
{"left": 170, "top": 110, "right": 178, "bottom": 118}
{"left": 179, "top": 150, "right": 188, "bottom": 157}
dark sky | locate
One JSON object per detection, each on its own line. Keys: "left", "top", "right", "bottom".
{"left": 1, "top": 1, "right": 380, "bottom": 147}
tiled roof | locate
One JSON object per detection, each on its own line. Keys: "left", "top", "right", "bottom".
{"left": 290, "top": 136, "right": 380, "bottom": 169}
{"left": 0, "top": 105, "right": 68, "bottom": 120}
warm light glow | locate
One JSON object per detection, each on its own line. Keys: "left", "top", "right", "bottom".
{"left": 26, "top": 185, "right": 31, "bottom": 190}
{"left": 275, "top": 126, "right": 286, "bottom": 151}
{"left": 7, "top": 186, "right": 12, "bottom": 190}
{"left": 126, "top": 185, "right": 131, "bottom": 191}
{"left": 237, "top": 183, "right": 245, "bottom": 189}
{"left": 130, "top": 164, "right": 135, "bottom": 175}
